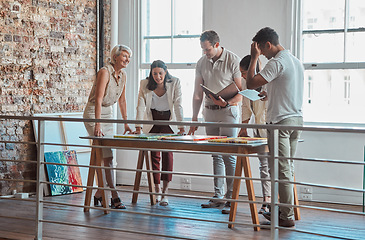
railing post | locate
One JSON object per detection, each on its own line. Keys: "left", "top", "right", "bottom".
{"left": 269, "top": 128, "right": 279, "bottom": 240}
{"left": 35, "top": 120, "right": 45, "bottom": 240}
{"left": 363, "top": 145, "right": 365, "bottom": 213}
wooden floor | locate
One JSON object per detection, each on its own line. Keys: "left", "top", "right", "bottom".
{"left": 0, "top": 186, "right": 364, "bottom": 240}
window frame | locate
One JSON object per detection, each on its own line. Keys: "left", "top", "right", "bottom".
{"left": 139, "top": 0, "right": 203, "bottom": 71}
{"left": 137, "top": 0, "right": 203, "bottom": 119}
{"left": 294, "top": 0, "right": 365, "bottom": 125}
{"left": 295, "top": 0, "right": 365, "bottom": 71}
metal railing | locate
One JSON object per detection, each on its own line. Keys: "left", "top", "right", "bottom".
{"left": 0, "top": 115, "right": 365, "bottom": 240}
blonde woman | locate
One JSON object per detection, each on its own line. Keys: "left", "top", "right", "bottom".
{"left": 83, "top": 44, "right": 132, "bottom": 209}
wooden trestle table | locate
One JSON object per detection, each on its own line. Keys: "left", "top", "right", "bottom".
{"left": 82, "top": 136, "right": 300, "bottom": 231}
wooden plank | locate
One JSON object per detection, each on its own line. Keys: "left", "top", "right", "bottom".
{"left": 144, "top": 151, "right": 156, "bottom": 205}
{"left": 94, "top": 139, "right": 108, "bottom": 214}
{"left": 95, "top": 138, "right": 263, "bottom": 155}
{"left": 132, "top": 151, "right": 145, "bottom": 203}
{"left": 241, "top": 150, "right": 260, "bottom": 231}
{"left": 293, "top": 176, "right": 301, "bottom": 220}
{"left": 228, "top": 154, "right": 243, "bottom": 229}
{"left": 0, "top": 189, "right": 363, "bottom": 240}
{"left": 84, "top": 147, "right": 96, "bottom": 212}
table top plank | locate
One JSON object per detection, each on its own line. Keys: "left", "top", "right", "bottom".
{"left": 81, "top": 136, "right": 268, "bottom": 154}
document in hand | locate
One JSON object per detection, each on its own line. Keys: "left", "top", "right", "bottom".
{"left": 200, "top": 82, "right": 239, "bottom": 101}
{"left": 238, "top": 89, "right": 264, "bottom": 101}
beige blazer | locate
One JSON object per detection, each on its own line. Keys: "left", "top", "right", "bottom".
{"left": 135, "top": 77, "right": 184, "bottom": 133}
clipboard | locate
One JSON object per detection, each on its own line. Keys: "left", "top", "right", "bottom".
{"left": 200, "top": 82, "right": 239, "bottom": 101}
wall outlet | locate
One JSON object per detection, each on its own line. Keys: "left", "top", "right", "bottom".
{"left": 300, "top": 186, "right": 313, "bottom": 194}
{"left": 181, "top": 177, "right": 191, "bottom": 184}
{"left": 180, "top": 177, "right": 192, "bottom": 190}
{"left": 181, "top": 183, "right": 191, "bottom": 190}
{"left": 140, "top": 173, "right": 148, "bottom": 186}
{"left": 300, "top": 193, "right": 312, "bottom": 201}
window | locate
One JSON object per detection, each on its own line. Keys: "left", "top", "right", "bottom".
{"left": 140, "top": 0, "right": 203, "bottom": 118}
{"left": 298, "top": 0, "right": 365, "bottom": 124}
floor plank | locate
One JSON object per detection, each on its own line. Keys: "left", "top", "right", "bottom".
{"left": 0, "top": 186, "right": 364, "bottom": 240}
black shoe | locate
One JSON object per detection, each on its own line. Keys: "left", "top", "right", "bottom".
{"left": 221, "top": 201, "right": 231, "bottom": 214}
{"left": 201, "top": 199, "right": 224, "bottom": 208}
{"left": 262, "top": 212, "right": 295, "bottom": 227}
{"left": 94, "top": 196, "right": 103, "bottom": 207}
{"left": 258, "top": 204, "right": 269, "bottom": 214}
{"left": 262, "top": 211, "right": 271, "bottom": 221}
{"left": 111, "top": 197, "right": 126, "bottom": 209}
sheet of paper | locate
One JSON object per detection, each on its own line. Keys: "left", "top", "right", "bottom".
{"left": 238, "top": 89, "right": 264, "bottom": 101}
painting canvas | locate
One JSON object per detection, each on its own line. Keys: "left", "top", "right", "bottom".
{"left": 64, "top": 150, "right": 83, "bottom": 193}
{"left": 44, "top": 150, "right": 83, "bottom": 196}
{"left": 44, "top": 151, "right": 72, "bottom": 195}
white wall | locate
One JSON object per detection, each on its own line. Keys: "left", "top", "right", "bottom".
{"left": 115, "top": 0, "right": 365, "bottom": 205}
{"left": 203, "top": 0, "right": 293, "bottom": 57}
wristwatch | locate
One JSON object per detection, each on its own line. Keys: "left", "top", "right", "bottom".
{"left": 225, "top": 102, "right": 230, "bottom": 107}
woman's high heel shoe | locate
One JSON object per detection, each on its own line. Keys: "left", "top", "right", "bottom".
{"left": 111, "top": 197, "right": 126, "bottom": 209}
{"left": 94, "top": 196, "right": 103, "bottom": 207}
{"left": 159, "top": 197, "right": 169, "bottom": 206}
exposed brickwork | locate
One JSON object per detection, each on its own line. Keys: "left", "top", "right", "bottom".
{"left": 0, "top": 0, "right": 111, "bottom": 195}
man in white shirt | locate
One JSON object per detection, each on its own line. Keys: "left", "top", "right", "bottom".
{"left": 188, "top": 30, "right": 242, "bottom": 214}
{"left": 245, "top": 27, "right": 304, "bottom": 227}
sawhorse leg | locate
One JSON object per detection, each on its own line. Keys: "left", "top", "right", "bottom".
{"left": 293, "top": 176, "right": 301, "bottom": 220}
{"left": 229, "top": 149, "right": 260, "bottom": 231}
{"left": 132, "top": 150, "right": 156, "bottom": 205}
{"left": 84, "top": 140, "right": 108, "bottom": 214}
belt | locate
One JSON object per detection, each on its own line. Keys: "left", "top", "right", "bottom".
{"left": 205, "top": 104, "right": 237, "bottom": 110}
{"left": 151, "top": 109, "right": 171, "bottom": 115}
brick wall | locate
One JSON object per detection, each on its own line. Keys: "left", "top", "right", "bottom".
{"left": 0, "top": 0, "right": 111, "bottom": 195}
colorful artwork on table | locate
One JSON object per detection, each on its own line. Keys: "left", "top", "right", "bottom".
{"left": 114, "top": 133, "right": 178, "bottom": 139}
{"left": 160, "top": 135, "right": 227, "bottom": 141}
{"left": 208, "top": 137, "right": 267, "bottom": 144}
{"left": 44, "top": 150, "right": 83, "bottom": 196}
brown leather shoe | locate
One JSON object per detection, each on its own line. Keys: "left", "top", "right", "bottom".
{"left": 221, "top": 201, "right": 231, "bottom": 214}
{"left": 201, "top": 198, "right": 224, "bottom": 208}
{"left": 262, "top": 212, "right": 295, "bottom": 227}
{"left": 278, "top": 219, "right": 295, "bottom": 227}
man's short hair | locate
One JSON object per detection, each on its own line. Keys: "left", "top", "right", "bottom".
{"left": 252, "top": 27, "right": 279, "bottom": 46}
{"left": 200, "top": 30, "right": 220, "bottom": 46}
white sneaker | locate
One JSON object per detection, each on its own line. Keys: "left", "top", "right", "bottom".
{"left": 159, "top": 197, "right": 169, "bottom": 206}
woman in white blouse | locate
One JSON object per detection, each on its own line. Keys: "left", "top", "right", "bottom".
{"left": 134, "top": 60, "right": 185, "bottom": 206}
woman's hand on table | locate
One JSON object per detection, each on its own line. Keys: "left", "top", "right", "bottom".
{"left": 124, "top": 124, "right": 132, "bottom": 134}
{"left": 94, "top": 123, "right": 104, "bottom": 137}
{"left": 177, "top": 127, "right": 185, "bottom": 135}
{"left": 238, "top": 128, "right": 249, "bottom": 137}
{"left": 188, "top": 126, "right": 197, "bottom": 135}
